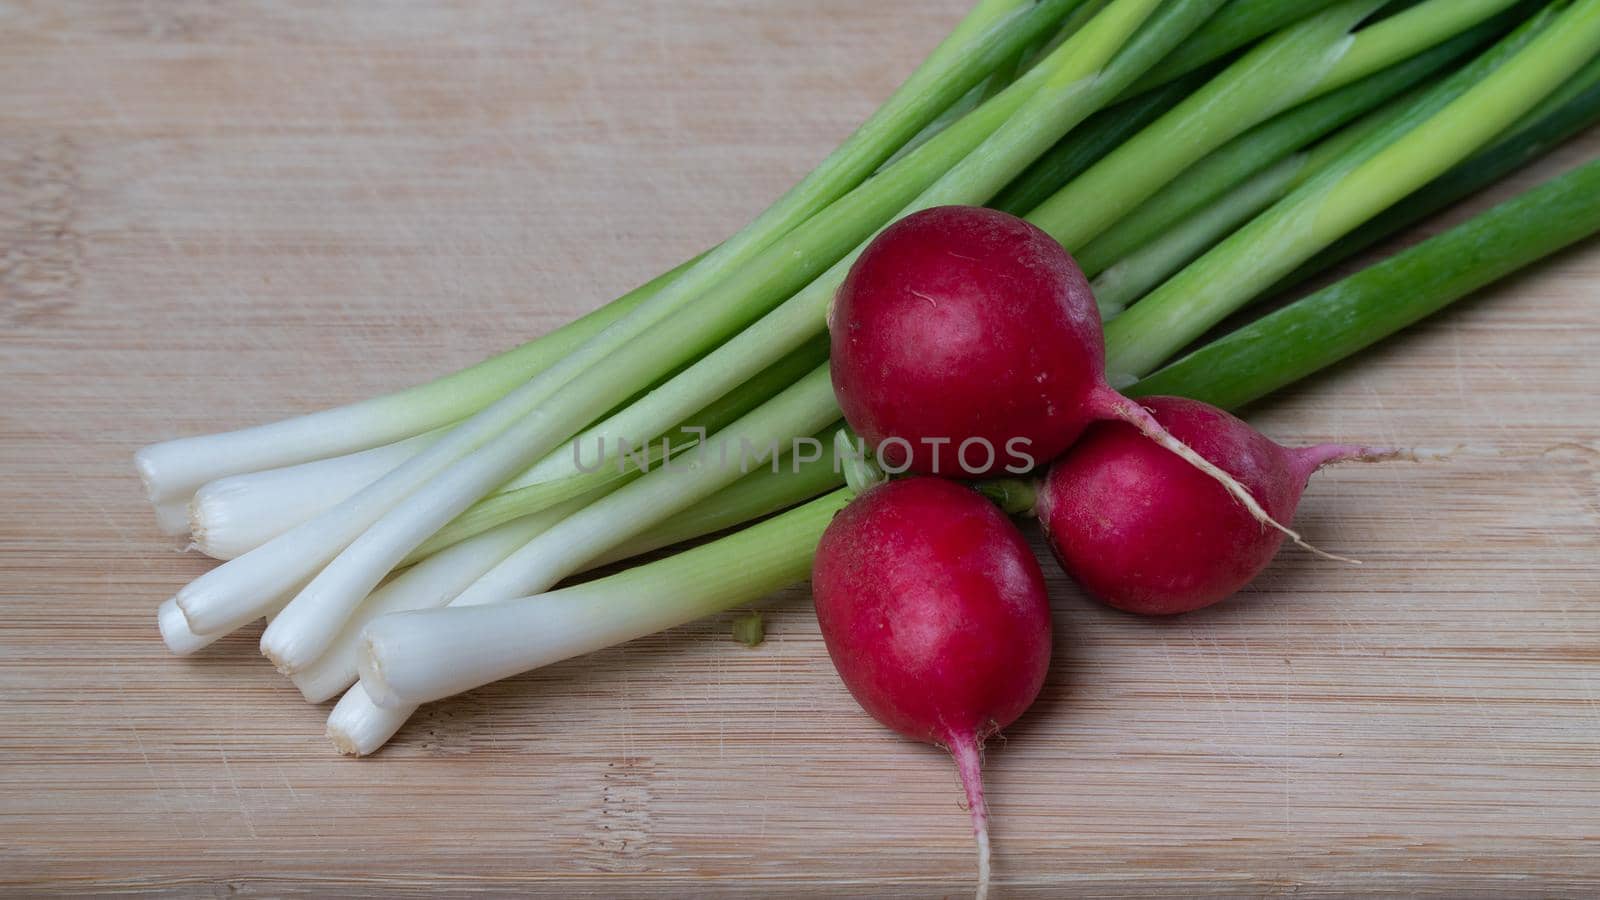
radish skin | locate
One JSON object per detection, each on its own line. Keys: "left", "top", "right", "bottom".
{"left": 811, "top": 477, "right": 1051, "bottom": 899}
{"left": 1038, "top": 395, "right": 1390, "bottom": 615}
{"left": 828, "top": 206, "right": 1306, "bottom": 548}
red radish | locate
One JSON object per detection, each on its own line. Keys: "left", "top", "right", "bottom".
{"left": 812, "top": 477, "right": 1051, "bottom": 900}
{"left": 1037, "top": 395, "right": 1388, "bottom": 616}
{"left": 828, "top": 205, "right": 1301, "bottom": 545}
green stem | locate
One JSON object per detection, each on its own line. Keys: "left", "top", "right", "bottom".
{"left": 409, "top": 337, "right": 831, "bottom": 562}
{"left": 973, "top": 478, "right": 1040, "bottom": 515}
{"left": 1028, "top": 0, "right": 1523, "bottom": 253}
{"left": 991, "top": 67, "right": 1212, "bottom": 216}
{"left": 1281, "top": 51, "right": 1600, "bottom": 291}
{"left": 731, "top": 613, "right": 766, "bottom": 647}
{"left": 356, "top": 489, "right": 857, "bottom": 710}
{"left": 446, "top": 367, "right": 844, "bottom": 608}
{"left": 1323, "top": 0, "right": 1523, "bottom": 85}
{"left": 1092, "top": 153, "right": 1307, "bottom": 317}
{"left": 1127, "top": 0, "right": 1347, "bottom": 93}
{"left": 1130, "top": 155, "right": 1600, "bottom": 409}
{"left": 1105, "top": 0, "right": 1600, "bottom": 379}
{"left": 1075, "top": 19, "right": 1502, "bottom": 275}
{"left": 591, "top": 428, "right": 847, "bottom": 568}
{"left": 884, "top": 5, "right": 1081, "bottom": 172}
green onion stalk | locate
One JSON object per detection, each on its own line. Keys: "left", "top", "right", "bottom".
{"left": 1279, "top": 49, "right": 1600, "bottom": 291}
{"left": 1133, "top": 155, "right": 1600, "bottom": 407}
{"left": 188, "top": 333, "right": 829, "bottom": 563}
{"left": 991, "top": 66, "right": 1214, "bottom": 215}
{"left": 996, "top": 0, "right": 1390, "bottom": 216}
{"left": 137, "top": 260, "right": 686, "bottom": 532}
{"left": 1077, "top": 14, "right": 1513, "bottom": 280}
{"left": 1105, "top": 0, "right": 1600, "bottom": 380}
{"left": 164, "top": 0, "right": 1089, "bottom": 647}
{"left": 1092, "top": 32, "right": 1600, "bottom": 317}
{"left": 1026, "top": 0, "right": 1528, "bottom": 255}
{"left": 1127, "top": 0, "right": 1349, "bottom": 92}
{"left": 342, "top": 151, "right": 1600, "bottom": 756}
{"left": 331, "top": 488, "right": 857, "bottom": 755}
{"left": 257, "top": 423, "right": 847, "bottom": 696}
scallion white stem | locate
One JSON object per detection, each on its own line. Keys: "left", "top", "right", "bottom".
{"left": 158, "top": 593, "right": 292, "bottom": 657}
{"left": 293, "top": 428, "right": 844, "bottom": 702}
{"left": 287, "top": 495, "right": 595, "bottom": 703}
{"left": 189, "top": 429, "right": 445, "bottom": 560}
{"left": 338, "top": 490, "right": 854, "bottom": 751}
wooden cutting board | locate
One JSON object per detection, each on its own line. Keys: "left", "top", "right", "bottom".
{"left": 3, "top": 1, "right": 1598, "bottom": 894}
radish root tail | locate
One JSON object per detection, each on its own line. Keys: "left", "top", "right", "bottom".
{"left": 949, "top": 733, "right": 992, "bottom": 900}
{"left": 1295, "top": 444, "right": 1405, "bottom": 472}
{"left": 1098, "top": 392, "right": 1360, "bottom": 566}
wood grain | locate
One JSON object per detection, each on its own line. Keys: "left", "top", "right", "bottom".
{"left": 2, "top": 1, "right": 1598, "bottom": 895}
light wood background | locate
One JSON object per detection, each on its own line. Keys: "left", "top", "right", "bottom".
{"left": 3, "top": 1, "right": 1599, "bottom": 895}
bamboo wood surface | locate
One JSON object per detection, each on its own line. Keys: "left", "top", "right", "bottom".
{"left": 2, "top": 1, "right": 1598, "bottom": 895}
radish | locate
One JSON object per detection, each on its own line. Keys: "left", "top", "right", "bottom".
{"left": 828, "top": 204, "right": 1303, "bottom": 546}
{"left": 811, "top": 476, "right": 1051, "bottom": 900}
{"left": 1037, "top": 395, "right": 1388, "bottom": 615}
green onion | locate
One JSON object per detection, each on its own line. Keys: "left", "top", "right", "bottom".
{"left": 1104, "top": 0, "right": 1600, "bottom": 379}
{"left": 990, "top": 67, "right": 1213, "bottom": 216}
{"left": 1091, "top": 153, "right": 1307, "bottom": 316}
{"left": 1131, "top": 155, "right": 1600, "bottom": 408}
{"left": 1084, "top": 56, "right": 1472, "bottom": 317}
{"left": 433, "top": 365, "right": 841, "bottom": 610}
{"left": 1103, "top": 46, "right": 1600, "bottom": 321}
{"left": 1127, "top": 0, "right": 1348, "bottom": 92}
{"left": 332, "top": 489, "right": 855, "bottom": 755}
{"left": 284, "top": 425, "right": 843, "bottom": 697}
{"left": 168, "top": 0, "right": 1084, "bottom": 647}
{"left": 1076, "top": 17, "right": 1507, "bottom": 276}
{"left": 189, "top": 429, "right": 447, "bottom": 561}
{"left": 1026, "top": 0, "right": 1524, "bottom": 253}
{"left": 577, "top": 428, "right": 848, "bottom": 569}
{"left": 280, "top": 492, "right": 608, "bottom": 698}
{"left": 403, "top": 335, "right": 832, "bottom": 563}
{"left": 1282, "top": 50, "right": 1600, "bottom": 290}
